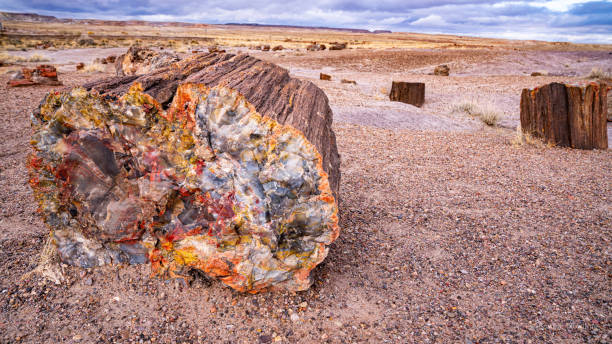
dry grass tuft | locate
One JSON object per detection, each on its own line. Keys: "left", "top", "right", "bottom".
{"left": 0, "top": 53, "right": 50, "bottom": 64}
{"left": 585, "top": 67, "right": 612, "bottom": 81}
{"left": 453, "top": 100, "right": 502, "bottom": 126}
{"left": 0, "top": 53, "right": 27, "bottom": 64}
{"left": 21, "top": 233, "right": 64, "bottom": 284}
{"left": 174, "top": 44, "right": 189, "bottom": 53}
{"left": 27, "top": 53, "right": 50, "bottom": 62}
{"left": 511, "top": 125, "right": 544, "bottom": 147}
{"left": 81, "top": 62, "right": 105, "bottom": 73}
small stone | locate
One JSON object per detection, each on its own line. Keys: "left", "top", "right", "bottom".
{"left": 290, "top": 313, "right": 300, "bottom": 322}
{"left": 73, "top": 334, "right": 83, "bottom": 341}
{"left": 434, "top": 64, "right": 450, "bottom": 76}
{"left": 259, "top": 335, "right": 272, "bottom": 343}
{"left": 83, "top": 277, "right": 93, "bottom": 286}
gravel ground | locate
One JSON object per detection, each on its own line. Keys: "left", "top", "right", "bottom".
{"left": 0, "top": 49, "right": 610, "bottom": 343}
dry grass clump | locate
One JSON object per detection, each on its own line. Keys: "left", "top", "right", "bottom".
{"left": 26, "top": 53, "right": 50, "bottom": 62}
{"left": 0, "top": 53, "right": 26, "bottom": 64}
{"left": 174, "top": 44, "right": 189, "bottom": 53}
{"left": 453, "top": 100, "right": 502, "bottom": 126}
{"left": 585, "top": 67, "right": 612, "bottom": 81}
{"left": 0, "top": 53, "right": 50, "bottom": 64}
{"left": 511, "top": 125, "right": 545, "bottom": 147}
{"left": 81, "top": 63, "right": 105, "bottom": 73}
{"left": 21, "top": 233, "right": 64, "bottom": 284}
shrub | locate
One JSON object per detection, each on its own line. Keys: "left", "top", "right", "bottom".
{"left": 0, "top": 53, "right": 26, "bottom": 64}
{"left": 27, "top": 53, "right": 50, "bottom": 62}
{"left": 81, "top": 63, "right": 105, "bottom": 73}
{"left": 586, "top": 67, "right": 612, "bottom": 81}
{"left": 453, "top": 100, "right": 502, "bottom": 126}
{"left": 511, "top": 125, "right": 544, "bottom": 147}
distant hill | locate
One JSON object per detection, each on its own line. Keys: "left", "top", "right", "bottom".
{"left": 225, "top": 23, "right": 391, "bottom": 34}
{"left": 0, "top": 11, "right": 391, "bottom": 33}
{"left": 0, "top": 12, "right": 58, "bottom": 22}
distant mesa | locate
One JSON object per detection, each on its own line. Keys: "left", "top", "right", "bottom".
{"left": 0, "top": 11, "right": 391, "bottom": 33}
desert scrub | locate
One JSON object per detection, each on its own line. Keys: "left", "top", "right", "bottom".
{"left": 81, "top": 63, "right": 105, "bottom": 73}
{"left": 585, "top": 67, "right": 612, "bottom": 81}
{"left": 511, "top": 125, "right": 544, "bottom": 147}
{"left": 27, "top": 53, "right": 50, "bottom": 62}
{"left": 453, "top": 100, "right": 502, "bottom": 126}
{"left": 174, "top": 43, "right": 191, "bottom": 53}
{"left": 0, "top": 53, "right": 26, "bottom": 64}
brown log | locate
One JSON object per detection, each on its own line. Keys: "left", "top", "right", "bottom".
{"left": 389, "top": 81, "right": 425, "bottom": 107}
{"left": 320, "top": 73, "right": 331, "bottom": 81}
{"left": 83, "top": 52, "right": 341, "bottom": 197}
{"left": 520, "top": 82, "right": 608, "bottom": 149}
{"left": 607, "top": 89, "right": 612, "bottom": 122}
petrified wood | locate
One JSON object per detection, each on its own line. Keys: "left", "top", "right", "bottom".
{"left": 320, "top": 73, "right": 331, "bottom": 81}
{"left": 84, "top": 52, "right": 340, "bottom": 197}
{"left": 389, "top": 81, "right": 425, "bottom": 107}
{"left": 520, "top": 82, "right": 608, "bottom": 149}
{"left": 434, "top": 64, "right": 450, "bottom": 76}
{"left": 8, "top": 65, "right": 62, "bottom": 87}
{"left": 115, "top": 45, "right": 180, "bottom": 76}
{"left": 28, "top": 83, "right": 340, "bottom": 292}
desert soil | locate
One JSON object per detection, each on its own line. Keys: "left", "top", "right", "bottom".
{"left": 0, "top": 47, "right": 610, "bottom": 343}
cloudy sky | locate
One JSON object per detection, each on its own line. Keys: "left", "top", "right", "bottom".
{"left": 1, "top": 0, "right": 611, "bottom": 43}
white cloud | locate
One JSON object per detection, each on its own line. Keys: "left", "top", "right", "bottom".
{"left": 531, "top": 0, "right": 597, "bottom": 12}
{"left": 411, "top": 14, "right": 447, "bottom": 26}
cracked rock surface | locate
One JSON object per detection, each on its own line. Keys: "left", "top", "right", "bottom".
{"left": 28, "top": 83, "right": 339, "bottom": 292}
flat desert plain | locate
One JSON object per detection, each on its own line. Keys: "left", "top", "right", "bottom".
{"left": 0, "top": 21, "right": 611, "bottom": 343}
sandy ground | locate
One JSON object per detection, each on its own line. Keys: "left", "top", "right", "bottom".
{"left": 0, "top": 48, "right": 611, "bottom": 343}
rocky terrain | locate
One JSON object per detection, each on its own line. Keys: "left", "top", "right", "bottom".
{"left": 0, "top": 21, "right": 611, "bottom": 343}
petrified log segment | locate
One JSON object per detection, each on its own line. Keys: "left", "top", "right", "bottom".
{"left": 115, "top": 46, "right": 180, "bottom": 76}
{"left": 28, "top": 83, "right": 339, "bottom": 292}
{"left": 607, "top": 89, "right": 612, "bottom": 122}
{"left": 320, "top": 73, "right": 331, "bottom": 81}
{"left": 520, "top": 82, "right": 608, "bottom": 149}
{"left": 84, "top": 52, "right": 340, "bottom": 197}
{"left": 8, "top": 65, "right": 62, "bottom": 87}
{"left": 389, "top": 81, "right": 425, "bottom": 107}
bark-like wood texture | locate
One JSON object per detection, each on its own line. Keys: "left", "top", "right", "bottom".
{"left": 84, "top": 52, "right": 341, "bottom": 197}
{"left": 389, "top": 81, "right": 425, "bottom": 107}
{"left": 520, "top": 82, "right": 608, "bottom": 149}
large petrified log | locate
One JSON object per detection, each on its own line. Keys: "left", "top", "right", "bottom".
{"left": 389, "top": 81, "right": 425, "bottom": 107}
{"left": 115, "top": 46, "right": 180, "bottom": 76}
{"left": 84, "top": 52, "right": 340, "bottom": 197}
{"left": 28, "top": 83, "right": 339, "bottom": 292}
{"left": 520, "top": 82, "right": 608, "bottom": 149}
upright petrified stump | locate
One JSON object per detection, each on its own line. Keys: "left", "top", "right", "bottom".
{"left": 84, "top": 52, "right": 340, "bottom": 198}
{"left": 520, "top": 82, "right": 608, "bottom": 149}
{"left": 389, "top": 82, "right": 425, "bottom": 107}
{"left": 28, "top": 84, "right": 340, "bottom": 292}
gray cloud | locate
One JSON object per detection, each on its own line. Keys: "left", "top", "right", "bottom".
{"left": 0, "top": 0, "right": 611, "bottom": 43}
